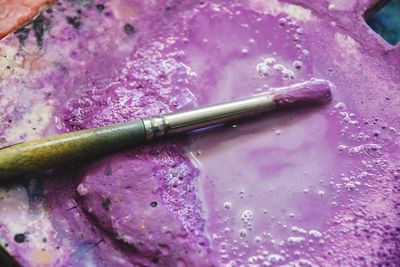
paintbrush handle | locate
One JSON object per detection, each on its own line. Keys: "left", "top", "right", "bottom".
{"left": 0, "top": 120, "right": 147, "bottom": 181}
{"left": 0, "top": 79, "right": 332, "bottom": 182}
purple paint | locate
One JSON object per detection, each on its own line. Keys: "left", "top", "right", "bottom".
{"left": 272, "top": 79, "right": 333, "bottom": 108}
{"left": 0, "top": 0, "right": 399, "bottom": 266}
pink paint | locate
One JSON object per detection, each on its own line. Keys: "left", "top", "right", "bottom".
{"left": 0, "top": 0, "right": 399, "bottom": 266}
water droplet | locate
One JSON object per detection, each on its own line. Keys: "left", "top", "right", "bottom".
{"left": 318, "top": 190, "right": 325, "bottom": 196}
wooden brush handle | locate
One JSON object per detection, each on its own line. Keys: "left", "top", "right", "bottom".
{"left": 0, "top": 120, "right": 147, "bottom": 181}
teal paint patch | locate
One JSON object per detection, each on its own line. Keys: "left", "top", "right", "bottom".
{"left": 367, "top": 0, "right": 400, "bottom": 45}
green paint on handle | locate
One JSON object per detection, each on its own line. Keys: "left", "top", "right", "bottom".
{"left": 0, "top": 120, "right": 147, "bottom": 181}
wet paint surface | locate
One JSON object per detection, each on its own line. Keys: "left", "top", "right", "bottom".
{"left": 0, "top": 0, "right": 399, "bottom": 266}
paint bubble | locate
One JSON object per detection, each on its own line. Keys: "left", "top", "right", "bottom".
{"left": 293, "top": 60, "right": 303, "bottom": 69}
{"left": 239, "top": 228, "right": 248, "bottom": 238}
{"left": 264, "top": 57, "right": 276, "bottom": 65}
{"left": 334, "top": 102, "right": 346, "bottom": 109}
{"left": 268, "top": 254, "right": 285, "bottom": 263}
{"left": 223, "top": 201, "right": 232, "bottom": 209}
{"left": 308, "top": 230, "right": 322, "bottom": 238}
{"left": 349, "top": 143, "right": 381, "bottom": 156}
{"left": 292, "top": 226, "right": 307, "bottom": 234}
{"left": 256, "top": 63, "right": 272, "bottom": 77}
{"left": 282, "top": 69, "right": 295, "bottom": 80}
{"left": 278, "top": 17, "right": 287, "bottom": 26}
{"left": 242, "top": 209, "right": 254, "bottom": 230}
{"left": 288, "top": 236, "right": 305, "bottom": 244}
{"left": 77, "top": 183, "right": 89, "bottom": 196}
{"left": 273, "top": 64, "right": 286, "bottom": 72}
{"left": 345, "top": 181, "right": 356, "bottom": 190}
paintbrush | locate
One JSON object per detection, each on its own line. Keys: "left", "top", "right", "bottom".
{"left": 0, "top": 79, "right": 332, "bottom": 181}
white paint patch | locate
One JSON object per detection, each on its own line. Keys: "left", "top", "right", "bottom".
{"left": 334, "top": 32, "right": 361, "bottom": 60}
{"left": 0, "top": 186, "right": 67, "bottom": 265}
{"left": 0, "top": 42, "right": 22, "bottom": 77}
{"left": 4, "top": 101, "right": 54, "bottom": 143}
{"left": 328, "top": 0, "right": 357, "bottom": 11}
{"left": 248, "top": 0, "right": 313, "bottom": 21}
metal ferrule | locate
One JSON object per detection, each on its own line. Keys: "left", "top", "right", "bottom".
{"left": 142, "top": 116, "right": 168, "bottom": 141}
{"left": 142, "top": 93, "right": 276, "bottom": 141}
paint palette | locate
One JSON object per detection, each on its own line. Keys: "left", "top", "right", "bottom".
{"left": 0, "top": 0, "right": 399, "bottom": 266}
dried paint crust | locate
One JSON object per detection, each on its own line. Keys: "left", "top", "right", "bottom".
{"left": 0, "top": 0, "right": 56, "bottom": 40}
{"left": 0, "top": 0, "right": 399, "bottom": 266}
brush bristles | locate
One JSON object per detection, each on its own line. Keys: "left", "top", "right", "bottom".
{"left": 272, "top": 79, "right": 333, "bottom": 108}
